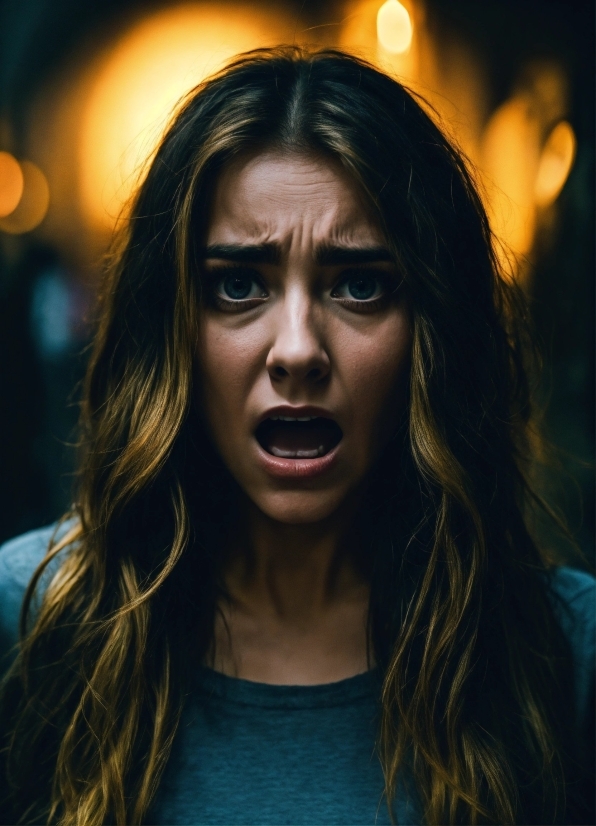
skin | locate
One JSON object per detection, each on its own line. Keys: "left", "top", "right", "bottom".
{"left": 198, "top": 150, "right": 411, "bottom": 684}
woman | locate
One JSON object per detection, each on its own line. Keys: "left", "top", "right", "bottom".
{"left": 0, "top": 48, "right": 593, "bottom": 826}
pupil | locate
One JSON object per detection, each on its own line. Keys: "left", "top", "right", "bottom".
{"left": 224, "top": 274, "right": 252, "bottom": 300}
{"left": 348, "top": 275, "right": 376, "bottom": 300}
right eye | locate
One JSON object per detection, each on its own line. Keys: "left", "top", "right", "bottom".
{"left": 206, "top": 267, "right": 268, "bottom": 311}
{"left": 217, "top": 271, "right": 266, "bottom": 301}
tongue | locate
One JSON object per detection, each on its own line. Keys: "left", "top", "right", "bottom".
{"left": 261, "top": 419, "right": 341, "bottom": 459}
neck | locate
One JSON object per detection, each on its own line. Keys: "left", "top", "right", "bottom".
{"left": 225, "top": 497, "right": 365, "bottom": 617}
{"left": 209, "top": 496, "right": 372, "bottom": 684}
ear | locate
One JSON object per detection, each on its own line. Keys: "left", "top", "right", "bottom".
{"left": 534, "top": 120, "right": 576, "bottom": 208}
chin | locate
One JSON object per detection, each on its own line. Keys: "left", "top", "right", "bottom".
{"left": 255, "top": 489, "right": 348, "bottom": 525}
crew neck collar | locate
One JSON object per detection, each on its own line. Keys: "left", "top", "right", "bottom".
{"left": 195, "top": 666, "right": 382, "bottom": 709}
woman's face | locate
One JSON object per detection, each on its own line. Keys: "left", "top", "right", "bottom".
{"left": 198, "top": 150, "right": 411, "bottom": 524}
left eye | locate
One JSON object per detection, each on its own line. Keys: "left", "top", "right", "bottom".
{"left": 332, "top": 273, "right": 384, "bottom": 301}
{"left": 216, "top": 272, "right": 265, "bottom": 301}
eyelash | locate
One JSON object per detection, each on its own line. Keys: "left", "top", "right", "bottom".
{"left": 206, "top": 267, "right": 267, "bottom": 313}
{"left": 212, "top": 296, "right": 264, "bottom": 313}
{"left": 335, "top": 296, "right": 386, "bottom": 313}
{"left": 204, "top": 266, "right": 398, "bottom": 314}
{"left": 331, "top": 271, "right": 395, "bottom": 313}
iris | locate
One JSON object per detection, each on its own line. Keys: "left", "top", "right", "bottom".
{"left": 223, "top": 273, "right": 253, "bottom": 299}
{"left": 347, "top": 274, "right": 377, "bottom": 300}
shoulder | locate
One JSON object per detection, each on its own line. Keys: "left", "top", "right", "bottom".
{"left": 0, "top": 524, "right": 58, "bottom": 590}
{"left": 0, "top": 521, "right": 76, "bottom": 671}
{"left": 0, "top": 525, "right": 57, "bottom": 641}
{"left": 549, "top": 566, "right": 595, "bottom": 642}
{"left": 548, "top": 566, "right": 595, "bottom": 722}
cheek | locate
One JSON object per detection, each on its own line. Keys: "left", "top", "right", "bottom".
{"left": 333, "top": 311, "right": 411, "bottom": 435}
{"left": 198, "top": 319, "right": 265, "bottom": 428}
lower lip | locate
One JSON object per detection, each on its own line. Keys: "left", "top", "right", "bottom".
{"left": 255, "top": 441, "right": 340, "bottom": 479}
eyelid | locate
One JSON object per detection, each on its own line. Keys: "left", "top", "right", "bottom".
{"left": 203, "top": 265, "right": 401, "bottom": 314}
{"left": 330, "top": 268, "right": 393, "bottom": 296}
{"left": 330, "top": 268, "right": 403, "bottom": 313}
{"left": 205, "top": 264, "right": 269, "bottom": 311}
{"left": 207, "top": 264, "right": 266, "bottom": 286}
{"left": 332, "top": 266, "right": 396, "bottom": 281}
{"left": 212, "top": 295, "right": 267, "bottom": 313}
{"left": 332, "top": 297, "right": 387, "bottom": 313}
{"left": 204, "top": 263, "right": 263, "bottom": 278}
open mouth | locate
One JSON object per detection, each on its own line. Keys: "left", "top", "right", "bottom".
{"left": 256, "top": 416, "right": 343, "bottom": 459}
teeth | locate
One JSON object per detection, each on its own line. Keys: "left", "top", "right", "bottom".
{"left": 270, "top": 445, "right": 326, "bottom": 459}
{"left": 269, "top": 415, "right": 318, "bottom": 422}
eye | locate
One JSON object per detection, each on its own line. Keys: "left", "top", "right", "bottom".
{"left": 345, "top": 273, "right": 381, "bottom": 300}
{"left": 217, "top": 271, "right": 266, "bottom": 301}
{"left": 205, "top": 266, "right": 268, "bottom": 312}
{"left": 331, "top": 271, "right": 387, "bottom": 304}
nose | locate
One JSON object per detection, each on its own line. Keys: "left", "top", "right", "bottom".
{"left": 266, "top": 286, "right": 330, "bottom": 386}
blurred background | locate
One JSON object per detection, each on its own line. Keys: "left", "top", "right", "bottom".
{"left": 0, "top": 0, "right": 593, "bottom": 563}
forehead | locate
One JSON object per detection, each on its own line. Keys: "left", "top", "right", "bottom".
{"left": 206, "top": 149, "right": 385, "bottom": 247}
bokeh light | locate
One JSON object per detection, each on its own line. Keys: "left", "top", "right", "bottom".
{"left": 376, "top": 0, "right": 413, "bottom": 54}
{"left": 340, "top": 3, "right": 577, "bottom": 281}
{"left": 534, "top": 120, "right": 576, "bottom": 207}
{"left": 339, "top": 0, "right": 419, "bottom": 103}
{"left": 479, "top": 92, "right": 576, "bottom": 275}
{"left": 78, "top": 3, "right": 294, "bottom": 234}
{"left": 20, "top": 1, "right": 578, "bottom": 283}
{"left": 0, "top": 160, "right": 50, "bottom": 234}
{"left": 0, "top": 152, "right": 24, "bottom": 218}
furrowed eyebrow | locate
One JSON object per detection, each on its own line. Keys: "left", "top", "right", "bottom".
{"left": 315, "top": 244, "right": 394, "bottom": 266}
{"left": 202, "top": 243, "right": 281, "bottom": 265}
{"left": 202, "top": 242, "right": 394, "bottom": 267}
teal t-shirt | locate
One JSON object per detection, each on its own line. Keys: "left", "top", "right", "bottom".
{"left": 149, "top": 667, "right": 411, "bottom": 825}
{"left": 0, "top": 525, "right": 594, "bottom": 825}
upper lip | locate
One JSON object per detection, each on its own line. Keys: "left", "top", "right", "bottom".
{"left": 256, "top": 405, "right": 338, "bottom": 427}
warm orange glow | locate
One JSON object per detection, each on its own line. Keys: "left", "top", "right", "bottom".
{"left": 534, "top": 120, "right": 575, "bottom": 207}
{"left": 377, "top": 0, "right": 412, "bottom": 54}
{"left": 479, "top": 97, "right": 539, "bottom": 272}
{"left": 0, "top": 151, "right": 24, "bottom": 217}
{"left": 340, "top": 6, "right": 576, "bottom": 281}
{"left": 79, "top": 3, "right": 293, "bottom": 233}
{"left": 339, "top": 1, "right": 419, "bottom": 96}
{"left": 339, "top": 0, "right": 382, "bottom": 57}
{"left": 0, "top": 161, "right": 50, "bottom": 234}
{"left": 478, "top": 95, "right": 575, "bottom": 276}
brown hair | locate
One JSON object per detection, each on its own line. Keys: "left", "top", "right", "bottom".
{"left": 0, "top": 47, "right": 577, "bottom": 824}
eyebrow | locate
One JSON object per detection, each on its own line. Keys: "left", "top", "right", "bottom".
{"left": 202, "top": 242, "right": 394, "bottom": 267}
{"left": 203, "top": 243, "right": 281, "bottom": 264}
{"left": 315, "top": 244, "right": 393, "bottom": 266}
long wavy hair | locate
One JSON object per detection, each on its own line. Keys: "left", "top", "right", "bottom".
{"left": 0, "top": 48, "right": 581, "bottom": 825}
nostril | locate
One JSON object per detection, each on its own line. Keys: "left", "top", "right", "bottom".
{"left": 274, "top": 366, "right": 288, "bottom": 378}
